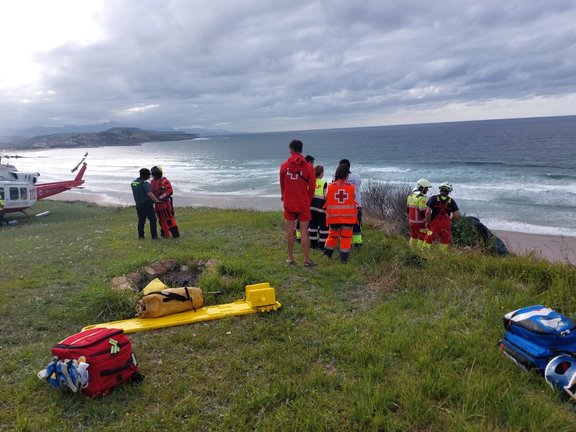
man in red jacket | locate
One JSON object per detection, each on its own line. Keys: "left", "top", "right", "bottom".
{"left": 280, "top": 139, "right": 317, "bottom": 267}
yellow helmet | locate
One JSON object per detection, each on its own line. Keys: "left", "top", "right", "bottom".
{"left": 150, "top": 165, "right": 163, "bottom": 179}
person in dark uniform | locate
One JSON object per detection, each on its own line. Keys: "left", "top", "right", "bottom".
{"left": 295, "top": 154, "right": 316, "bottom": 243}
{"left": 131, "top": 168, "right": 160, "bottom": 239}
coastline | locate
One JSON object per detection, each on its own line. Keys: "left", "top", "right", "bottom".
{"left": 492, "top": 230, "right": 576, "bottom": 265}
{"left": 46, "top": 190, "right": 283, "bottom": 211}
{"left": 47, "top": 191, "right": 575, "bottom": 265}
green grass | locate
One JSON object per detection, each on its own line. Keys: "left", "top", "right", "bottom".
{"left": 1, "top": 201, "right": 576, "bottom": 431}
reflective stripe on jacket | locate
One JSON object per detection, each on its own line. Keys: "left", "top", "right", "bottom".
{"left": 311, "top": 178, "right": 327, "bottom": 213}
{"left": 430, "top": 195, "right": 453, "bottom": 221}
{"left": 407, "top": 190, "right": 427, "bottom": 224}
{"left": 314, "top": 178, "right": 327, "bottom": 198}
{"left": 325, "top": 181, "right": 357, "bottom": 225}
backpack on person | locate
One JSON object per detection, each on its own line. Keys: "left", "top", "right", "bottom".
{"left": 38, "top": 328, "right": 142, "bottom": 397}
{"left": 286, "top": 156, "right": 309, "bottom": 182}
{"left": 498, "top": 305, "right": 576, "bottom": 373}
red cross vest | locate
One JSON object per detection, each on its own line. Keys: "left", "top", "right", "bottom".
{"left": 325, "top": 181, "right": 358, "bottom": 225}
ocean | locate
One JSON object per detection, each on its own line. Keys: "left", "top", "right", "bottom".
{"left": 7, "top": 115, "right": 576, "bottom": 236}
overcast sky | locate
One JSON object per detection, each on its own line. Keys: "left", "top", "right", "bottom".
{"left": 1, "top": 0, "right": 575, "bottom": 133}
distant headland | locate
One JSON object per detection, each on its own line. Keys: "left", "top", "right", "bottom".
{"left": 1, "top": 127, "right": 198, "bottom": 150}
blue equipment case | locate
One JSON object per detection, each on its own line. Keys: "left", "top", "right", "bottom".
{"left": 499, "top": 305, "right": 576, "bottom": 373}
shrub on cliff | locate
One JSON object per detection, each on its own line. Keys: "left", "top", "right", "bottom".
{"left": 363, "top": 180, "right": 509, "bottom": 255}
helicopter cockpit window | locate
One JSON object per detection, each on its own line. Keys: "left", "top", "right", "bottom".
{"left": 20, "top": 187, "right": 27, "bottom": 200}
{"left": 10, "top": 187, "right": 19, "bottom": 200}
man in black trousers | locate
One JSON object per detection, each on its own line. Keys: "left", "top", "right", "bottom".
{"left": 130, "top": 168, "right": 160, "bottom": 239}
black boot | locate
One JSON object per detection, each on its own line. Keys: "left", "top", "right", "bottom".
{"left": 323, "top": 249, "right": 334, "bottom": 259}
{"left": 340, "top": 252, "right": 350, "bottom": 263}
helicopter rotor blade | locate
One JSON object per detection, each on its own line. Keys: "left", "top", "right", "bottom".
{"left": 0, "top": 154, "right": 26, "bottom": 159}
{"left": 71, "top": 152, "right": 89, "bottom": 173}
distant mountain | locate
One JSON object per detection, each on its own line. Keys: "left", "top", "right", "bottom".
{"left": 0, "top": 135, "right": 27, "bottom": 147}
{"left": 1, "top": 122, "right": 236, "bottom": 138}
{"left": 2, "top": 121, "right": 130, "bottom": 138}
{"left": 178, "top": 127, "right": 242, "bottom": 136}
{"left": 8, "top": 127, "right": 198, "bottom": 150}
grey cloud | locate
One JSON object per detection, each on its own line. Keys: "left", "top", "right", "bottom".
{"left": 2, "top": 0, "right": 576, "bottom": 132}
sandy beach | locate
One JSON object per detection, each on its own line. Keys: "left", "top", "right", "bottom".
{"left": 50, "top": 190, "right": 283, "bottom": 211}
{"left": 493, "top": 230, "right": 576, "bottom": 265}
{"left": 47, "top": 190, "right": 575, "bottom": 266}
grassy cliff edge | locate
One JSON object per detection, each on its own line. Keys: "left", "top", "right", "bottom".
{"left": 1, "top": 201, "right": 575, "bottom": 431}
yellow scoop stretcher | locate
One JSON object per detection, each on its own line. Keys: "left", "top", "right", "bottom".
{"left": 82, "top": 282, "right": 281, "bottom": 334}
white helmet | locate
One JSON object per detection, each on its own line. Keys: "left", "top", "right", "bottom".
{"left": 416, "top": 178, "right": 432, "bottom": 189}
{"left": 439, "top": 182, "right": 453, "bottom": 193}
{"left": 545, "top": 354, "right": 576, "bottom": 401}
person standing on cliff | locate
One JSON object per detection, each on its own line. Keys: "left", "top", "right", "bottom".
{"left": 279, "top": 140, "right": 317, "bottom": 267}
{"left": 0, "top": 190, "right": 9, "bottom": 226}
{"left": 407, "top": 178, "right": 432, "bottom": 248}
{"left": 131, "top": 168, "right": 160, "bottom": 240}
{"left": 308, "top": 164, "right": 328, "bottom": 250}
{"left": 150, "top": 165, "right": 180, "bottom": 238}
{"left": 339, "top": 159, "right": 363, "bottom": 247}
{"left": 423, "top": 182, "right": 460, "bottom": 251}
{"left": 295, "top": 154, "right": 316, "bottom": 243}
{"left": 323, "top": 164, "right": 358, "bottom": 263}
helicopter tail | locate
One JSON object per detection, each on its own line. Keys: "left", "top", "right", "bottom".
{"left": 72, "top": 162, "right": 88, "bottom": 184}
{"left": 36, "top": 156, "right": 88, "bottom": 200}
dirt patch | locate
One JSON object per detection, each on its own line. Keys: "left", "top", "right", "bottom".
{"left": 112, "top": 258, "right": 217, "bottom": 292}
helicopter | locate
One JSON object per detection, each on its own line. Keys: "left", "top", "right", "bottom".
{"left": 0, "top": 152, "right": 88, "bottom": 219}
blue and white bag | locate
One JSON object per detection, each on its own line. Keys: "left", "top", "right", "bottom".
{"left": 499, "top": 305, "right": 576, "bottom": 372}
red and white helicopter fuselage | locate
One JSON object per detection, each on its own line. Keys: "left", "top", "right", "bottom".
{"left": 0, "top": 157, "right": 87, "bottom": 215}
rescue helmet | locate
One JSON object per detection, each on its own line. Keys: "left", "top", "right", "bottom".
{"left": 545, "top": 354, "right": 576, "bottom": 400}
{"left": 439, "top": 182, "right": 453, "bottom": 193}
{"left": 416, "top": 178, "right": 432, "bottom": 189}
{"left": 151, "top": 165, "right": 163, "bottom": 179}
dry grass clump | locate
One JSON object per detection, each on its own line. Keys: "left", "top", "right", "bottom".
{"left": 362, "top": 180, "right": 412, "bottom": 236}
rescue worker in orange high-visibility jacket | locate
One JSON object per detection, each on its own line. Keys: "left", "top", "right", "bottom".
{"left": 423, "top": 182, "right": 460, "bottom": 251}
{"left": 323, "top": 163, "right": 358, "bottom": 263}
{"left": 407, "top": 178, "right": 432, "bottom": 248}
